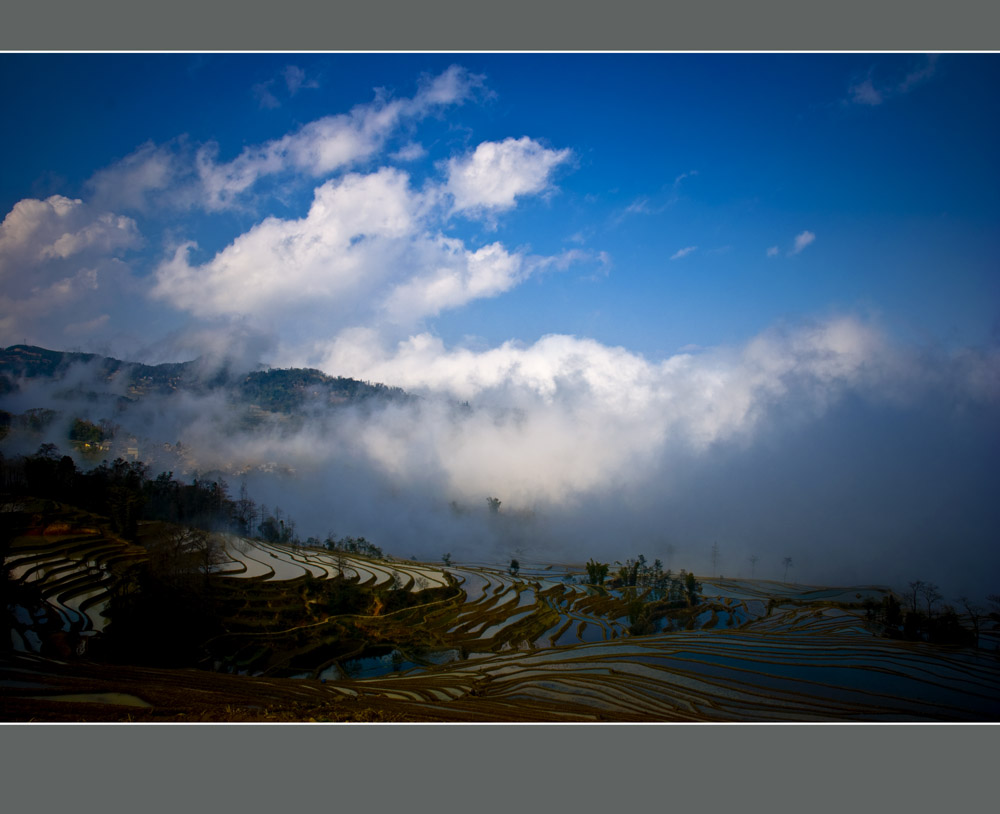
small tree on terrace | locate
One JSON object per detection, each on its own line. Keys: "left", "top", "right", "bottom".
{"left": 782, "top": 556, "right": 793, "bottom": 583}
{"left": 585, "top": 558, "right": 609, "bottom": 586}
{"left": 684, "top": 571, "right": 701, "bottom": 606}
{"left": 487, "top": 497, "right": 501, "bottom": 514}
{"left": 650, "top": 559, "right": 665, "bottom": 598}
{"left": 509, "top": 558, "right": 520, "bottom": 577}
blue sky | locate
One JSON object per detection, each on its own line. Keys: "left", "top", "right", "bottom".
{"left": 1, "top": 53, "right": 998, "bottom": 591}
{"left": 2, "top": 53, "right": 997, "bottom": 359}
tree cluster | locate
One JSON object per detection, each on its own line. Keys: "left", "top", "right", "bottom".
{"left": 862, "top": 580, "right": 979, "bottom": 647}
{"left": 604, "top": 555, "right": 701, "bottom": 605}
{"left": 68, "top": 417, "right": 113, "bottom": 445}
{"left": 0, "top": 447, "right": 299, "bottom": 545}
{"left": 323, "top": 533, "right": 384, "bottom": 560}
{"left": 585, "top": 558, "right": 609, "bottom": 585}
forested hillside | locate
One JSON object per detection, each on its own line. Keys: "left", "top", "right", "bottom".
{"left": 0, "top": 344, "right": 411, "bottom": 413}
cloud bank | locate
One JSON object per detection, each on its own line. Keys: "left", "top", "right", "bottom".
{"left": 8, "top": 313, "right": 995, "bottom": 600}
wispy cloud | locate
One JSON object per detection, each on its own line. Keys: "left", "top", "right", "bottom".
{"left": 86, "top": 141, "right": 187, "bottom": 213}
{"left": 898, "top": 56, "right": 939, "bottom": 93}
{"left": 790, "top": 230, "right": 816, "bottom": 255}
{"left": 624, "top": 197, "right": 654, "bottom": 216}
{"left": 673, "top": 169, "right": 699, "bottom": 189}
{"left": 89, "top": 66, "right": 486, "bottom": 214}
{"left": 614, "top": 172, "right": 698, "bottom": 227}
{"left": 766, "top": 246, "right": 780, "bottom": 257}
{"left": 253, "top": 65, "right": 320, "bottom": 109}
{"left": 391, "top": 142, "right": 427, "bottom": 162}
{"left": 253, "top": 81, "right": 281, "bottom": 110}
{"left": 282, "top": 65, "right": 319, "bottom": 96}
{"left": 849, "top": 78, "right": 883, "bottom": 107}
{"left": 846, "top": 55, "right": 939, "bottom": 107}
{"left": 612, "top": 196, "right": 667, "bottom": 226}
{"left": 670, "top": 246, "right": 697, "bottom": 261}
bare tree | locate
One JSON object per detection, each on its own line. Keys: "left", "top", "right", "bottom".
{"left": 782, "top": 556, "right": 793, "bottom": 583}
{"left": 907, "top": 580, "right": 926, "bottom": 615}
{"left": 191, "top": 530, "right": 226, "bottom": 577}
{"left": 749, "top": 554, "right": 759, "bottom": 578}
{"left": 920, "top": 582, "right": 942, "bottom": 618}
{"left": 957, "top": 596, "right": 986, "bottom": 649}
{"left": 330, "top": 545, "right": 352, "bottom": 581}
{"left": 710, "top": 542, "right": 719, "bottom": 578}
{"left": 235, "top": 480, "right": 255, "bottom": 534}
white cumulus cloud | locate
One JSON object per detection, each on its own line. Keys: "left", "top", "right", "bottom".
{"left": 153, "top": 167, "right": 419, "bottom": 318}
{"left": 152, "top": 161, "right": 583, "bottom": 332}
{"left": 445, "top": 137, "right": 571, "bottom": 217}
{"left": 0, "top": 196, "right": 140, "bottom": 273}
{"left": 381, "top": 241, "right": 531, "bottom": 323}
{"left": 0, "top": 196, "right": 141, "bottom": 346}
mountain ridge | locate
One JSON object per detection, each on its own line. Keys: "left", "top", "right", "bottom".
{"left": 0, "top": 344, "right": 411, "bottom": 413}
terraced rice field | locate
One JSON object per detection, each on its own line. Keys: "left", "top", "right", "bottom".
{"left": 4, "top": 510, "right": 999, "bottom": 721}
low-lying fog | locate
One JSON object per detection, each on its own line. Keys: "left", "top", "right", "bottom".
{"left": 4, "top": 315, "right": 998, "bottom": 603}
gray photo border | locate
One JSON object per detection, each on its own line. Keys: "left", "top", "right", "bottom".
{"left": 4, "top": 0, "right": 1000, "bottom": 51}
